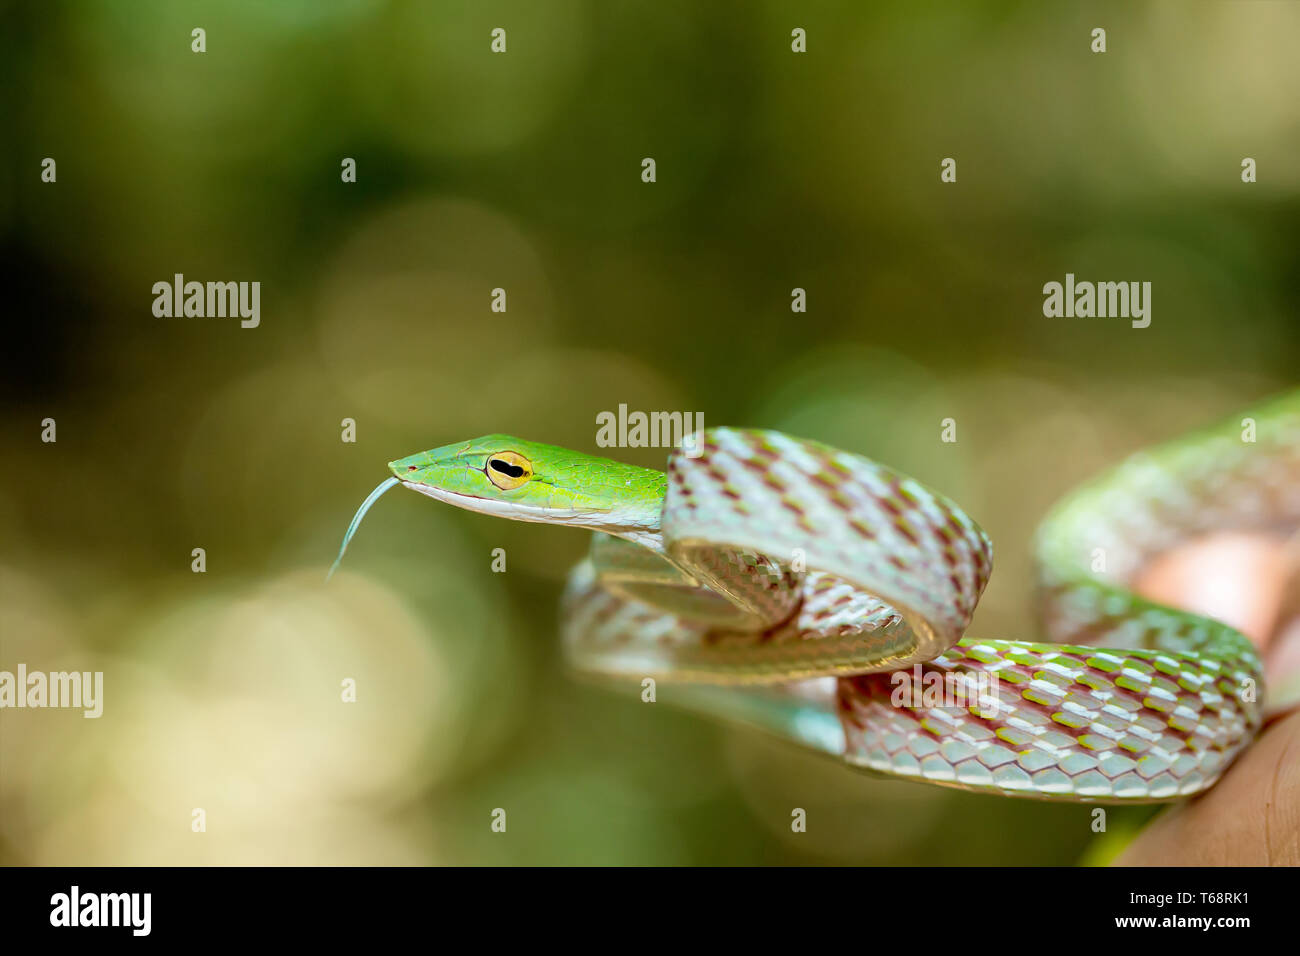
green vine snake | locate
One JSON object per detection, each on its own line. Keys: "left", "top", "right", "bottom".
{"left": 330, "top": 393, "right": 1300, "bottom": 802}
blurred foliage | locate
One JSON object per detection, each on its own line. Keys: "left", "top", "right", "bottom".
{"left": 2, "top": 0, "right": 1298, "bottom": 864}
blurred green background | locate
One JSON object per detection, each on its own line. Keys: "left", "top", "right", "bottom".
{"left": 2, "top": 0, "right": 1299, "bottom": 864}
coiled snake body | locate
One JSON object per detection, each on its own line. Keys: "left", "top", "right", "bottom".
{"left": 335, "top": 394, "right": 1300, "bottom": 801}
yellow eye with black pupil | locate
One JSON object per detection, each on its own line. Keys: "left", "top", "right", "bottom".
{"left": 486, "top": 451, "right": 532, "bottom": 490}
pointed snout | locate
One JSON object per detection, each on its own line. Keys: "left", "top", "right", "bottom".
{"left": 389, "top": 441, "right": 470, "bottom": 479}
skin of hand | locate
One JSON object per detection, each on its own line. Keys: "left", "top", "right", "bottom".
{"left": 1116, "top": 532, "right": 1300, "bottom": 865}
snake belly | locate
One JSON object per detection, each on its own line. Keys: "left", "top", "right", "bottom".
{"left": 562, "top": 396, "right": 1300, "bottom": 802}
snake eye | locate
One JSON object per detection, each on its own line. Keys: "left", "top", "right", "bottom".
{"left": 486, "top": 451, "right": 532, "bottom": 490}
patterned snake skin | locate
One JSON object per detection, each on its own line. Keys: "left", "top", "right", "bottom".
{"left": 562, "top": 395, "right": 1300, "bottom": 801}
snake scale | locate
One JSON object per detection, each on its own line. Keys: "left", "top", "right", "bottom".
{"left": 333, "top": 392, "right": 1300, "bottom": 802}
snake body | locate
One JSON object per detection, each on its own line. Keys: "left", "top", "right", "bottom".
{"left": 345, "top": 393, "right": 1300, "bottom": 802}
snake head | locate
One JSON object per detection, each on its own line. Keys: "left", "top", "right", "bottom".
{"left": 392, "top": 435, "right": 531, "bottom": 494}
{"left": 389, "top": 435, "right": 666, "bottom": 536}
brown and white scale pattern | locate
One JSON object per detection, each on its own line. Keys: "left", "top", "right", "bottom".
{"left": 564, "top": 398, "right": 1300, "bottom": 801}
